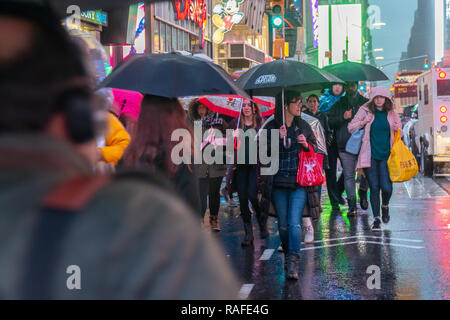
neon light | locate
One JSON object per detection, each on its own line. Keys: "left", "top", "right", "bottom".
{"left": 311, "top": 0, "right": 319, "bottom": 48}
{"left": 439, "top": 71, "right": 447, "bottom": 78}
{"left": 175, "top": 0, "right": 207, "bottom": 48}
{"left": 441, "top": 115, "right": 448, "bottom": 123}
{"left": 441, "top": 106, "right": 447, "bottom": 113}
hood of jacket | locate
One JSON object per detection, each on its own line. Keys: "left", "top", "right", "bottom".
{"left": 319, "top": 88, "right": 345, "bottom": 114}
{"left": 368, "top": 86, "right": 392, "bottom": 103}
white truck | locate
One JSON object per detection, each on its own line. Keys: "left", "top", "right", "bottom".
{"left": 415, "top": 67, "right": 450, "bottom": 176}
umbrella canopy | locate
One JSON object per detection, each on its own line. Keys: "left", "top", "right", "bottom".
{"left": 236, "top": 59, "right": 345, "bottom": 96}
{"left": 196, "top": 95, "right": 275, "bottom": 118}
{"left": 101, "top": 53, "right": 249, "bottom": 98}
{"left": 322, "top": 61, "right": 389, "bottom": 82}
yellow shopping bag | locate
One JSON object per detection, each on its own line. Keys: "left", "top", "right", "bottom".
{"left": 388, "top": 130, "right": 419, "bottom": 182}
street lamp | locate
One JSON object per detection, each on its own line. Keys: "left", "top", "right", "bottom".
{"left": 372, "top": 22, "right": 387, "bottom": 28}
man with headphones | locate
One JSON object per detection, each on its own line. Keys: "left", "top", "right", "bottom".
{"left": 0, "top": 1, "right": 239, "bottom": 299}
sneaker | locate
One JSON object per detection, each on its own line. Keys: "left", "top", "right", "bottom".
{"left": 303, "top": 226, "right": 314, "bottom": 244}
{"left": 209, "top": 216, "right": 221, "bottom": 232}
{"left": 382, "top": 206, "right": 390, "bottom": 223}
{"left": 278, "top": 245, "right": 283, "bottom": 252}
{"left": 302, "top": 217, "right": 314, "bottom": 244}
{"left": 371, "top": 218, "right": 382, "bottom": 231}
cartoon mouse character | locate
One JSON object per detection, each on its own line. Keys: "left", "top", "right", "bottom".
{"left": 212, "top": 0, "right": 245, "bottom": 44}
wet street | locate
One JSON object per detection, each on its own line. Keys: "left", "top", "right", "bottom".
{"left": 208, "top": 175, "right": 450, "bottom": 300}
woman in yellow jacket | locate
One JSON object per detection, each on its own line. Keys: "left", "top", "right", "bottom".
{"left": 97, "top": 112, "right": 131, "bottom": 167}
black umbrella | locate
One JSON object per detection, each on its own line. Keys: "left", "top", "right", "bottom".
{"left": 322, "top": 61, "right": 389, "bottom": 82}
{"left": 101, "top": 53, "right": 249, "bottom": 98}
{"left": 236, "top": 59, "right": 345, "bottom": 96}
{"left": 236, "top": 59, "right": 344, "bottom": 148}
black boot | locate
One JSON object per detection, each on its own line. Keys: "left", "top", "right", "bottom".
{"left": 358, "top": 189, "right": 369, "bottom": 210}
{"left": 286, "top": 253, "right": 300, "bottom": 280}
{"left": 256, "top": 210, "right": 269, "bottom": 239}
{"left": 241, "top": 222, "right": 254, "bottom": 247}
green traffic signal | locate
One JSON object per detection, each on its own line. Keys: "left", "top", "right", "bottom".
{"left": 272, "top": 16, "right": 283, "bottom": 28}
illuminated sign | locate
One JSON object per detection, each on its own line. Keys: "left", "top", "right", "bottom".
{"left": 212, "top": 0, "right": 245, "bottom": 44}
{"left": 175, "top": 0, "right": 208, "bottom": 48}
{"left": 81, "top": 10, "right": 108, "bottom": 26}
{"left": 311, "top": 0, "right": 319, "bottom": 48}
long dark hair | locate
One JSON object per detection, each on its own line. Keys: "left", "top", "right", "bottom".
{"left": 367, "top": 96, "right": 393, "bottom": 114}
{"left": 239, "top": 101, "right": 263, "bottom": 129}
{"left": 122, "top": 95, "right": 193, "bottom": 178}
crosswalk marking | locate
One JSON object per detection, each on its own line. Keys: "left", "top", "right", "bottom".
{"left": 259, "top": 249, "right": 275, "bottom": 261}
{"left": 238, "top": 284, "right": 255, "bottom": 300}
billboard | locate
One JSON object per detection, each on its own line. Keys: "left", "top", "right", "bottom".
{"left": 318, "top": 3, "right": 362, "bottom": 67}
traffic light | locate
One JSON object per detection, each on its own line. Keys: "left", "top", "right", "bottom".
{"left": 424, "top": 58, "right": 430, "bottom": 69}
{"left": 271, "top": 0, "right": 285, "bottom": 29}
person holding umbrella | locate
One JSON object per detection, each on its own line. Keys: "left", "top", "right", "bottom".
{"left": 187, "top": 99, "right": 228, "bottom": 231}
{"left": 226, "top": 100, "right": 266, "bottom": 246}
{"left": 328, "top": 82, "right": 369, "bottom": 216}
{"left": 263, "top": 91, "right": 318, "bottom": 280}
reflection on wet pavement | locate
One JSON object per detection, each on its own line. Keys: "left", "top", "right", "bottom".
{"left": 208, "top": 175, "right": 450, "bottom": 300}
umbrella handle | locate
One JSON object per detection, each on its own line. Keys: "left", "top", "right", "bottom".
{"left": 281, "top": 88, "right": 291, "bottom": 149}
{"left": 234, "top": 137, "right": 241, "bottom": 150}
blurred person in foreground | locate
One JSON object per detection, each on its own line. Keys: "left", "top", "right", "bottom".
{"left": 0, "top": 1, "right": 239, "bottom": 299}
{"left": 70, "top": 31, "right": 131, "bottom": 173}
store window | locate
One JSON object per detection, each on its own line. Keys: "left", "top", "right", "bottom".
{"left": 184, "top": 32, "right": 189, "bottom": 52}
{"left": 172, "top": 27, "right": 177, "bottom": 51}
{"left": 160, "top": 23, "right": 166, "bottom": 52}
{"left": 167, "top": 25, "right": 172, "bottom": 52}
{"left": 178, "top": 30, "right": 183, "bottom": 51}
{"left": 154, "top": 20, "right": 160, "bottom": 52}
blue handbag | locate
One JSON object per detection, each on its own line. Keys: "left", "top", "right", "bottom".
{"left": 345, "top": 110, "right": 368, "bottom": 155}
{"left": 345, "top": 129, "right": 364, "bottom": 155}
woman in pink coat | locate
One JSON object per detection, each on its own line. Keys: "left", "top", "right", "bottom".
{"left": 348, "top": 87, "right": 402, "bottom": 231}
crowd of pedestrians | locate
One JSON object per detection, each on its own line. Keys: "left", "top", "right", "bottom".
{"left": 0, "top": 0, "right": 404, "bottom": 299}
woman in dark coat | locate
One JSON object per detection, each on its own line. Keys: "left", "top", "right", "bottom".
{"left": 121, "top": 95, "right": 201, "bottom": 215}
{"left": 226, "top": 100, "right": 266, "bottom": 246}
{"left": 188, "top": 99, "right": 228, "bottom": 231}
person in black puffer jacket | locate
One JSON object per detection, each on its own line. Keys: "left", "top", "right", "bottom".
{"left": 328, "top": 82, "right": 369, "bottom": 216}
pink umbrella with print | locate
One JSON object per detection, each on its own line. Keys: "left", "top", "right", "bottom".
{"left": 197, "top": 95, "right": 275, "bottom": 150}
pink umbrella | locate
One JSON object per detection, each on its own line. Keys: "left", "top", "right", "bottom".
{"left": 112, "top": 89, "right": 143, "bottom": 121}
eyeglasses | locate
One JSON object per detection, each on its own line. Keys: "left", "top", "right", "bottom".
{"left": 289, "top": 99, "right": 302, "bottom": 105}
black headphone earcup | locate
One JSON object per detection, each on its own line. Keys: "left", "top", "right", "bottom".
{"left": 65, "top": 95, "right": 95, "bottom": 144}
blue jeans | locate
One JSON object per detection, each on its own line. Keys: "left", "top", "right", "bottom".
{"left": 272, "top": 187, "right": 307, "bottom": 254}
{"left": 363, "top": 158, "right": 393, "bottom": 219}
